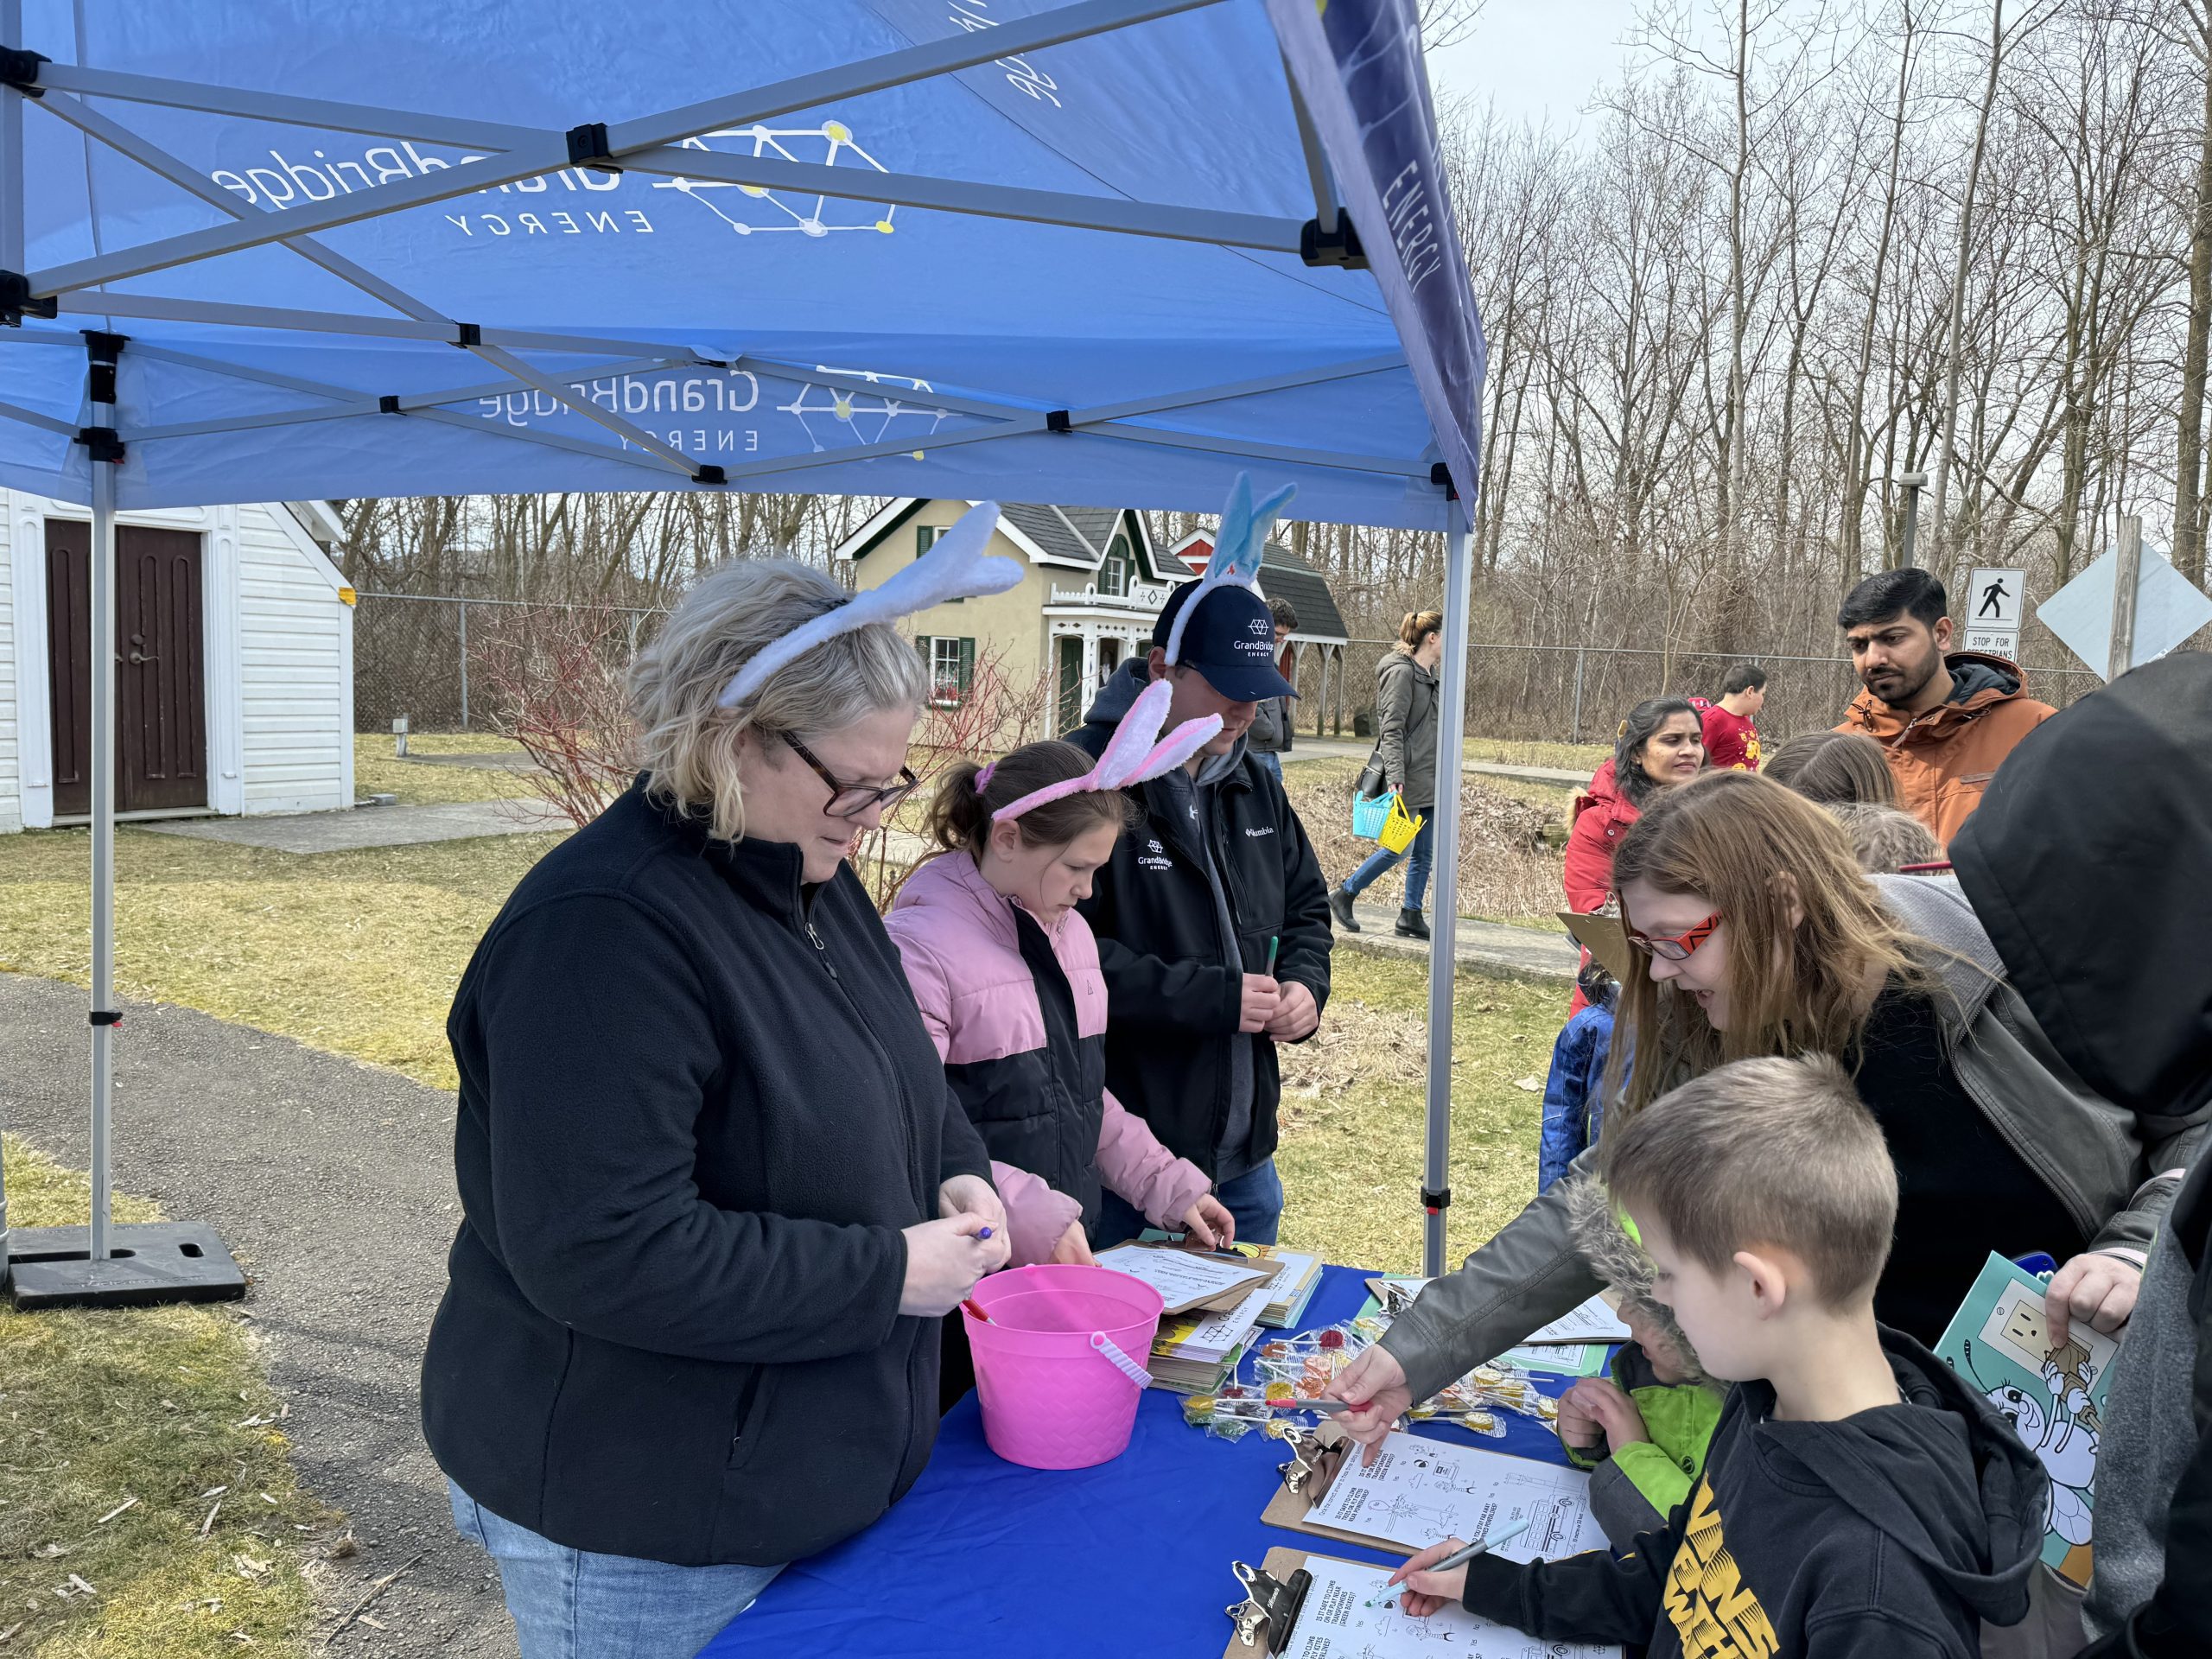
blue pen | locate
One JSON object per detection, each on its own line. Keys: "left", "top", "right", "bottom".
{"left": 978, "top": 1226, "right": 994, "bottom": 1240}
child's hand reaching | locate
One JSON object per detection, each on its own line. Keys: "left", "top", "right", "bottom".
{"left": 1387, "top": 1540, "right": 1468, "bottom": 1618}
{"left": 1179, "top": 1194, "right": 1236, "bottom": 1250}
{"left": 1559, "top": 1377, "right": 1650, "bottom": 1449}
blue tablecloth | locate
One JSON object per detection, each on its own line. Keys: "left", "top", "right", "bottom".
{"left": 699, "top": 1265, "right": 1581, "bottom": 1657}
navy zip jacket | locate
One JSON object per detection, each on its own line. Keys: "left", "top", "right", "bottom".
{"left": 420, "top": 779, "right": 993, "bottom": 1567}
{"left": 1459, "top": 1326, "right": 2047, "bottom": 1657}
{"left": 1067, "top": 661, "right": 1332, "bottom": 1178}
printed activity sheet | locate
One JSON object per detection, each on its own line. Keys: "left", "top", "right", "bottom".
{"left": 1305, "top": 1432, "right": 1605, "bottom": 1562}
{"left": 1518, "top": 1295, "right": 1631, "bottom": 1346}
{"left": 1093, "top": 1244, "right": 1268, "bottom": 1311}
{"left": 1278, "top": 1555, "right": 1619, "bottom": 1659}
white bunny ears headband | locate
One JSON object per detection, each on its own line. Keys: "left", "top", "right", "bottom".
{"left": 988, "top": 678, "right": 1222, "bottom": 823}
{"left": 717, "top": 502, "right": 1023, "bottom": 710}
{"left": 1160, "top": 473, "right": 1298, "bottom": 668}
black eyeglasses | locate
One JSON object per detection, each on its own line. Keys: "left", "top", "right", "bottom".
{"left": 779, "top": 731, "right": 919, "bottom": 820}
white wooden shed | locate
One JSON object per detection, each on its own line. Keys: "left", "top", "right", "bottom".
{"left": 0, "top": 492, "right": 355, "bottom": 834}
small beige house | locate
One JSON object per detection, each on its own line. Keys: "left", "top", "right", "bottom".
{"left": 837, "top": 499, "right": 1354, "bottom": 732}
{"left": 836, "top": 499, "right": 1190, "bottom": 730}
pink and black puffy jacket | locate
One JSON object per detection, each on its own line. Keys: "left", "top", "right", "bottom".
{"left": 885, "top": 850, "right": 1212, "bottom": 1266}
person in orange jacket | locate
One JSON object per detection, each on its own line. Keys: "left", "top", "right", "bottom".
{"left": 1834, "top": 569, "right": 2053, "bottom": 846}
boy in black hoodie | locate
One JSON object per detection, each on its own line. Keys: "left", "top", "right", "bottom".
{"left": 1391, "top": 1054, "right": 2048, "bottom": 1658}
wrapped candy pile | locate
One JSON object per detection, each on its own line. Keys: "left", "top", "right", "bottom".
{"left": 1176, "top": 1311, "right": 1563, "bottom": 1443}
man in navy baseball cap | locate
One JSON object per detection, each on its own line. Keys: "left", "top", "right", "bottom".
{"left": 1065, "top": 574, "right": 1330, "bottom": 1249}
{"left": 1146, "top": 578, "right": 1300, "bottom": 756}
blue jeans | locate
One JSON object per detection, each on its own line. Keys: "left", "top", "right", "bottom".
{"left": 1097, "top": 1156, "right": 1286, "bottom": 1248}
{"left": 448, "top": 1480, "right": 784, "bottom": 1659}
{"left": 1343, "top": 816, "right": 1435, "bottom": 911}
{"left": 1251, "top": 751, "right": 1283, "bottom": 783}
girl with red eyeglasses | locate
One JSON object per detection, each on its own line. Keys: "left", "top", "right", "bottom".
{"left": 1333, "top": 772, "right": 2191, "bottom": 1471}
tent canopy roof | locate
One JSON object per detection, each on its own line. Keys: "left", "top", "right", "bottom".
{"left": 1, "top": 0, "right": 1458, "bottom": 529}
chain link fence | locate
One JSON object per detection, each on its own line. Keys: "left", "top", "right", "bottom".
{"left": 353, "top": 593, "right": 665, "bottom": 732}
{"left": 1324, "top": 639, "right": 2112, "bottom": 748}
{"left": 359, "top": 590, "right": 2116, "bottom": 747}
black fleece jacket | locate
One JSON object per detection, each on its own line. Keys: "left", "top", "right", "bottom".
{"left": 1067, "top": 661, "right": 1332, "bottom": 1177}
{"left": 1460, "top": 1327, "right": 2047, "bottom": 1658}
{"left": 421, "top": 780, "right": 992, "bottom": 1567}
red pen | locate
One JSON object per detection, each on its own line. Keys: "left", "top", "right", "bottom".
{"left": 962, "top": 1298, "right": 993, "bottom": 1325}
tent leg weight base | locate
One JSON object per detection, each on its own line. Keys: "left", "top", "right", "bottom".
{"left": 6, "top": 1219, "right": 247, "bottom": 1310}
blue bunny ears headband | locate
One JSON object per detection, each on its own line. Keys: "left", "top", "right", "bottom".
{"left": 1160, "top": 473, "right": 1298, "bottom": 668}
{"left": 717, "top": 502, "right": 1023, "bottom": 710}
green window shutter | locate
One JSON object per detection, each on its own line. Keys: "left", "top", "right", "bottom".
{"left": 914, "top": 633, "right": 932, "bottom": 663}
{"left": 957, "top": 638, "right": 976, "bottom": 693}
{"left": 916, "top": 524, "right": 938, "bottom": 557}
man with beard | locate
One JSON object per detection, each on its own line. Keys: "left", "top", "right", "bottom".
{"left": 1834, "top": 568, "right": 2053, "bottom": 844}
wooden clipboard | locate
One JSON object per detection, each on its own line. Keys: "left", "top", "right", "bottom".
{"left": 1122, "top": 1240, "right": 1281, "bottom": 1315}
{"left": 1556, "top": 910, "right": 1632, "bottom": 983}
{"left": 1258, "top": 1421, "right": 1397, "bottom": 1553}
{"left": 1220, "top": 1545, "right": 1336, "bottom": 1658}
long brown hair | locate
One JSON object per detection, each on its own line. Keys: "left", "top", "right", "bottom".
{"left": 1601, "top": 771, "right": 1932, "bottom": 1110}
{"left": 922, "top": 739, "right": 1135, "bottom": 858}
{"left": 1763, "top": 730, "right": 1897, "bottom": 808}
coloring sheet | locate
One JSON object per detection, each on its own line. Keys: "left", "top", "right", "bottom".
{"left": 1279, "top": 1556, "right": 1619, "bottom": 1659}
{"left": 1519, "top": 1295, "right": 1631, "bottom": 1346}
{"left": 1305, "top": 1433, "right": 1604, "bottom": 1561}
{"left": 1093, "top": 1245, "right": 1268, "bottom": 1310}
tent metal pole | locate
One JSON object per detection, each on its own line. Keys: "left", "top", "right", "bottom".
{"left": 86, "top": 336, "right": 122, "bottom": 1264}
{"left": 0, "top": 0, "right": 22, "bottom": 273}
{"left": 52, "top": 290, "right": 686, "bottom": 354}
{"left": 0, "top": 397, "right": 79, "bottom": 438}
{"left": 1421, "top": 499, "right": 1476, "bottom": 1278}
{"left": 1281, "top": 67, "right": 1340, "bottom": 236}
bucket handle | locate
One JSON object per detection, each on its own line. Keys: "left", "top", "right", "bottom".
{"left": 1089, "top": 1331, "right": 1154, "bottom": 1391}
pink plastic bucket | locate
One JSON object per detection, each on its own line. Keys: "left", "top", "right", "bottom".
{"left": 963, "top": 1263, "right": 1165, "bottom": 1470}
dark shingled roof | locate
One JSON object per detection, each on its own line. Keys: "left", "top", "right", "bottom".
{"left": 1000, "top": 502, "right": 1095, "bottom": 564}
{"left": 1257, "top": 540, "right": 1348, "bottom": 641}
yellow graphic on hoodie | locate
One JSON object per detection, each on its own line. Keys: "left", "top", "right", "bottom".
{"left": 1662, "top": 1478, "right": 1780, "bottom": 1659}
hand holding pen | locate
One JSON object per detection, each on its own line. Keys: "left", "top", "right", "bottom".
{"left": 1388, "top": 1518, "right": 1532, "bottom": 1618}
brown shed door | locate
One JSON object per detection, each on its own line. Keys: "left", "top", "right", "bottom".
{"left": 45, "top": 520, "right": 208, "bottom": 816}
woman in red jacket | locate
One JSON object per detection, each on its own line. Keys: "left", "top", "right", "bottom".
{"left": 1562, "top": 696, "right": 1705, "bottom": 912}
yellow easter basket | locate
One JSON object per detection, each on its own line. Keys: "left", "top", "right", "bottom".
{"left": 1379, "top": 792, "right": 1425, "bottom": 855}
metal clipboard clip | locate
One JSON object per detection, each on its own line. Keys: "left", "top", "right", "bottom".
{"left": 1276, "top": 1422, "right": 1348, "bottom": 1499}
{"left": 1226, "top": 1559, "right": 1313, "bottom": 1652}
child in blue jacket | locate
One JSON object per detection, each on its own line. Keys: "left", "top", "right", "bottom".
{"left": 1538, "top": 962, "right": 1616, "bottom": 1191}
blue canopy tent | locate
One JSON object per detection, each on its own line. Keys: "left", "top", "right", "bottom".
{"left": 0, "top": 0, "right": 1486, "bottom": 1289}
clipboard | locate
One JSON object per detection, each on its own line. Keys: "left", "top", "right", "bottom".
{"left": 1556, "top": 910, "right": 1631, "bottom": 983}
{"left": 1258, "top": 1421, "right": 1384, "bottom": 1552}
{"left": 1221, "top": 1545, "right": 1324, "bottom": 1656}
{"left": 1116, "top": 1240, "right": 1281, "bottom": 1314}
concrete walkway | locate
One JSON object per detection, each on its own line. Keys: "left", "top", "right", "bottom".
{"left": 139, "top": 799, "right": 571, "bottom": 854}
{"left": 1286, "top": 739, "right": 1588, "bottom": 790}
{"left": 1, "top": 972, "right": 514, "bottom": 1657}
{"left": 1330, "top": 899, "right": 1578, "bottom": 982}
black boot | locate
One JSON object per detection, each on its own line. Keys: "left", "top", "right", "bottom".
{"left": 1328, "top": 886, "right": 1361, "bottom": 932}
{"left": 1395, "top": 908, "right": 1431, "bottom": 940}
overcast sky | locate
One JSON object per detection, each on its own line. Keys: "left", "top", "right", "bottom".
{"left": 1422, "top": 0, "right": 1644, "bottom": 136}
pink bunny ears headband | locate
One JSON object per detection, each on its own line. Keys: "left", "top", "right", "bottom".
{"left": 717, "top": 502, "right": 1022, "bottom": 710}
{"left": 1160, "top": 472, "right": 1298, "bottom": 668}
{"left": 990, "top": 679, "right": 1223, "bottom": 823}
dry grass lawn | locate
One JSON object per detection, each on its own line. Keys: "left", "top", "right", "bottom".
{"left": 351, "top": 731, "right": 537, "bottom": 807}
{"left": 0, "top": 824, "right": 562, "bottom": 1091}
{"left": 0, "top": 1138, "right": 337, "bottom": 1658}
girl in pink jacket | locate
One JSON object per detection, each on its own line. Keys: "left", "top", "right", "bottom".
{"left": 887, "top": 731, "right": 1235, "bottom": 1270}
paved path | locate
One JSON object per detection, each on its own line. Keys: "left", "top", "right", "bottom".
{"left": 396, "top": 753, "right": 541, "bottom": 772}
{"left": 140, "top": 800, "right": 570, "bottom": 854}
{"left": 1285, "top": 740, "right": 1588, "bottom": 789}
{"left": 1331, "top": 899, "right": 1578, "bottom": 982}
{"left": 1, "top": 974, "right": 515, "bottom": 1658}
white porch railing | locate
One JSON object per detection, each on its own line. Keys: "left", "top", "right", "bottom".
{"left": 1047, "top": 579, "right": 1173, "bottom": 610}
